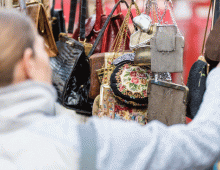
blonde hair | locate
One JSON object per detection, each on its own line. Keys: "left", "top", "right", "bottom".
{"left": 0, "top": 9, "right": 36, "bottom": 87}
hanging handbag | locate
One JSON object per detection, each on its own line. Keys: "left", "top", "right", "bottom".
{"left": 68, "top": 0, "right": 93, "bottom": 56}
{"left": 50, "top": 0, "right": 93, "bottom": 115}
{"left": 133, "top": 13, "right": 152, "bottom": 32}
{"left": 109, "top": 1, "right": 152, "bottom": 107}
{"left": 87, "top": 0, "right": 132, "bottom": 100}
{"left": 93, "top": 51, "right": 148, "bottom": 125}
{"left": 205, "top": 13, "right": 220, "bottom": 63}
{"left": 187, "top": 0, "right": 212, "bottom": 119}
{"left": 72, "top": 0, "right": 130, "bottom": 54}
{"left": 150, "top": 2, "right": 184, "bottom": 73}
{"left": 130, "top": 3, "right": 158, "bottom": 66}
{"left": 14, "top": 0, "right": 59, "bottom": 57}
{"left": 147, "top": 80, "right": 188, "bottom": 126}
{"left": 150, "top": 25, "right": 184, "bottom": 73}
{"left": 51, "top": 0, "right": 66, "bottom": 42}
{"left": 131, "top": 25, "right": 157, "bottom": 66}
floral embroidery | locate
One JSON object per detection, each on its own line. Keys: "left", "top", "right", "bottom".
{"left": 115, "top": 64, "right": 150, "bottom": 99}
{"left": 98, "top": 89, "right": 148, "bottom": 125}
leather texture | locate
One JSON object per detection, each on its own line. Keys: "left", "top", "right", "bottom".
{"left": 205, "top": 16, "right": 220, "bottom": 62}
{"left": 89, "top": 51, "right": 131, "bottom": 99}
{"left": 51, "top": 0, "right": 66, "bottom": 42}
{"left": 89, "top": 53, "right": 105, "bottom": 99}
{"left": 22, "top": 2, "right": 59, "bottom": 57}
{"left": 50, "top": 0, "right": 93, "bottom": 116}
{"left": 50, "top": 34, "right": 93, "bottom": 115}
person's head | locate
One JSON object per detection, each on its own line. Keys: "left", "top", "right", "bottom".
{"left": 0, "top": 9, "right": 52, "bottom": 87}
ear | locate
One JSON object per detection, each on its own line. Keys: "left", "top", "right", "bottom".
{"left": 22, "top": 48, "right": 34, "bottom": 80}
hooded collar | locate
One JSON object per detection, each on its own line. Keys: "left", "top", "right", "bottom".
{"left": 0, "top": 81, "right": 57, "bottom": 119}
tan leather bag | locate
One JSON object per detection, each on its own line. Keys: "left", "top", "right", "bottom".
{"left": 14, "top": 1, "right": 58, "bottom": 57}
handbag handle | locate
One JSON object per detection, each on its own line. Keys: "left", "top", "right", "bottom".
{"left": 79, "top": 0, "right": 87, "bottom": 39}
{"left": 201, "top": 0, "right": 212, "bottom": 56}
{"left": 51, "top": 0, "right": 63, "bottom": 17}
{"left": 94, "top": 0, "right": 104, "bottom": 31}
{"left": 87, "top": 0, "right": 130, "bottom": 58}
{"left": 115, "top": 0, "right": 122, "bottom": 14}
{"left": 68, "top": 0, "right": 77, "bottom": 34}
{"left": 94, "top": 0, "right": 122, "bottom": 32}
{"left": 112, "top": 1, "right": 140, "bottom": 56}
{"left": 68, "top": 0, "right": 86, "bottom": 39}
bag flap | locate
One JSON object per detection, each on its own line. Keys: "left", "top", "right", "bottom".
{"left": 155, "top": 25, "right": 177, "bottom": 52}
{"left": 148, "top": 80, "right": 189, "bottom": 104}
{"left": 26, "top": 4, "right": 41, "bottom": 26}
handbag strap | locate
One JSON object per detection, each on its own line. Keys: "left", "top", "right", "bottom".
{"left": 94, "top": 0, "right": 104, "bottom": 31}
{"left": 115, "top": 0, "right": 122, "bottom": 13}
{"left": 68, "top": 0, "right": 86, "bottom": 39}
{"left": 79, "top": 0, "right": 87, "bottom": 39}
{"left": 167, "top": 1, "right": 182, "bottom": 36}
{"left": 51, "top": 0, "right": 63, "bottom": 17}
{"left": 87, "top": 0, "right": 130, "bottom": 58}
{"left": 112, "top": 1, "right": 140, "bottom": 57}
{"left": 201, "top": 0, "right": 212, "bottom": 56}
{"left": 94, "top": 0, "right": 122, "bottom": 32}
{"left": 68, "top": 0, "right": 77, "bottom": 33}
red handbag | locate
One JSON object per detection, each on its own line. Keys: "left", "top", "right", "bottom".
{"left": 72, "top": 0, "right": 130, "bottom": 54}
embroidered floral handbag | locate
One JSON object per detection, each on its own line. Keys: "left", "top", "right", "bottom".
{"left": 110, "top": 60, "right": 151, "bottom": 106}
{"left": 93, "top": 93, "right": 148, "bottom": 126}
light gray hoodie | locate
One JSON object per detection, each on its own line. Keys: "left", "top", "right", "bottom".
{"left": 1, "top": 68, "right": 220, "bottom": 170}
{"left": 0, "top": 81, "right": 80, "bottom": 169}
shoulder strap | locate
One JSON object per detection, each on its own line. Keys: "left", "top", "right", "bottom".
{"left": 79, "top": 0, "right": 87, "bottom": 39}
{"left": 51, "top": 0, "right": 64, "bottom": 17}
{"left": 68, "top": 0, "right": 78, "bottom": 33}
{"left": 94, "top": 0, "right": 104, "bottom": 31}
{"left": 68, "top": 0, "right": 86, "bottom": 37}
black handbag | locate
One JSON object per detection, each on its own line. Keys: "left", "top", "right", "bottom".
{"left": 50, "top": 0, "right": 93, "bottom": 115}
{"left": 50, "top": 0, "right": 66, "bottom": 42}
{"left": 186, "top": 0, "right": 213, "bottom": 119}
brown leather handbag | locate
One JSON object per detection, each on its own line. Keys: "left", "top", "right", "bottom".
{"left": 14, "top": 0, "right": 58, "bottom": 57}
{"left": 205, "top": 15, "right": 220, "bottom": 63}
{"left": 72, "top": 0, "right": 130, "bottom": 54}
